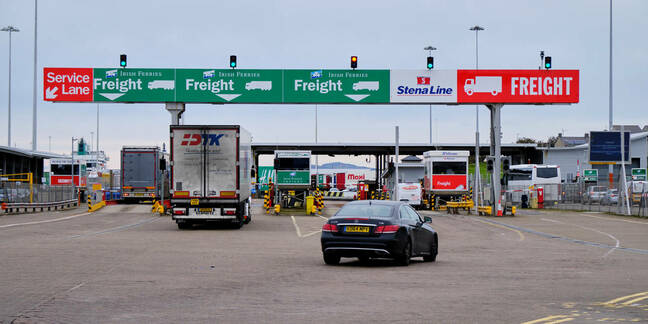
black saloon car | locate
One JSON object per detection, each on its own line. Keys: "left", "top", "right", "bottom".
{"left": 321, "top": 200, "right": 438, "bottom": 266}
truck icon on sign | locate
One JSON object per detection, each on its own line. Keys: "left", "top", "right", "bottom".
{"left": 245, "top": 81, "right": 272, "bottom": 91}
{"left": 463, "top": 76, "right": 502, "bottom": 96}
{"left": 148, "top": 80, "right": 175, "bottom": 90}
{"left": 352, "top": 81, "right": 379, "bottom": 91}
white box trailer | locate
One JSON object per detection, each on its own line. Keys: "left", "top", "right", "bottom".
{"left": 170, "top": 125, "right": 252, "bottom": 229}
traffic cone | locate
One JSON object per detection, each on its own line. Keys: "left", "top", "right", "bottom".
{"left": 497, "top": 199, "right": 503, "bottom": 217}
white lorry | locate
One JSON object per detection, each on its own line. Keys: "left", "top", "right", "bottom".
{"left": 398, "top": 182, "right": 422, "bottom": 208}
{"left": 170, "top": 125, "right": 252, "bottom": 229}
{"left": 352, "top": 81, "right": 380, "bottom": 91}
{"left": 245, "top": 81, "right": 272, "bottom": 91}
{"left": 463, "top": 76, "right": 502, "bottom": 96}
{"left": 148, "top": 80, "right": 175, "bottom": 90}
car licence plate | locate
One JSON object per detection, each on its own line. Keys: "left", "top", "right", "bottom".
{"left": 135, "top": 193, "right": 144, "bottom": 197}
{"left": 345, "top": 226, "right": 369, "bottom": 233}
{"left": 197, "top": 208, "right": 213, "bottom": 215}
{"left": 190, "top": 199, "right": 199, "bottom": 205}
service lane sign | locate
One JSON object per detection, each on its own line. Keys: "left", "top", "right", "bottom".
{"left": 457, "top": 70, "right": 579, "bottom": 104}
{"left": 390, "top": 70, "right": 457, "bottom": 103}
{"left": 44, "top": 68, "right": 93, "bottom": 102}
{"left": 93, "top": 68, "right": 176, "bottom": 102}
{"left": 175, "top": 69, "right": 282, "bottom": 103}
{"left": 283, "top": 69, "right": 389, "bottom": 103}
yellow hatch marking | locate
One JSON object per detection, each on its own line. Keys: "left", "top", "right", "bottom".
{"left": 522, "top": 315, "right": 569, "bottom": 324}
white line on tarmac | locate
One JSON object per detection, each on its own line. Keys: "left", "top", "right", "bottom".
{"left": 290, "top": 216, "right": 303, "bottom": 238}
{"left": 318, "top": 215, "right": 328, "bottom": 221}
{"left": 541, "top": 218, "right": 620, "bottom": 257}
{"left": 0, "top": 212, "right": 93, "bottom": 229}
{"left": 579, "top": 213, "right": 648, "bottom": 225}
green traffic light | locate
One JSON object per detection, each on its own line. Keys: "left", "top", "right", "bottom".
{"left": 545, "top": 63, "right": 550, "bottom": 68}
{"left": 230, "top": 62, "right": 236, "bottom": 67}
{"left": 427, "top": 63, "right": 433, "bottom": 69}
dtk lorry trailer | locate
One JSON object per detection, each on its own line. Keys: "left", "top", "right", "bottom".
{"left": 120, "top": 146, "right": 165, "bottom": 201}
{"left": 170, "top": 125, "right": 252, "bottom": 229}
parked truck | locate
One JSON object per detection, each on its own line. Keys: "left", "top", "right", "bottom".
{"left": 170, "top": 125, "right": 252, "bottom": 229}
{"left": 121, "top": 146, "right": 166, "bottom": 202}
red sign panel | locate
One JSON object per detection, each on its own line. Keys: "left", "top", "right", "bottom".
{"left": 51, "top": 175, "right": 86, "bottom": 186}
{"left": 43, "top": 68, "right": 93, "bottom": 102}
{"left": 431, "top": 175, "right": 467, "bottom": 191}
{"left": 457, "top": 70, "right": 579, "bottom": 104}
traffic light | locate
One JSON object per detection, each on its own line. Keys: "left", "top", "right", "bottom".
{"left": 119, "top": 54, "right": 127, "bottom": 68}
{"left": 544, "top": 56, "right": 552, "bottom": 69}
{"left": 502, "top": 157, "right": 510, "bottom": 171}
{"left": 230, "top": 55, "right": 237, "bottom": 69}
{"left": 487, "top": 158, "right": 494, "bottom": 172}
{"left": 350, "top": 56, "right": 358, "bottom": 69}
{"left": 427, "top": 56, "right": 434, "bottom": 70}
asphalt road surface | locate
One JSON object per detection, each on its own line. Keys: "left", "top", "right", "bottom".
{"left": 1, "top": 200, "right": 647, "bottom": 323}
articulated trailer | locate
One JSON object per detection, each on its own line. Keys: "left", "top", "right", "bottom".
{"left": 170, "top": 125, "right": 252, "bottom": 229}
{"left": 120, "top": 146, "right": 165, "bottom": 202}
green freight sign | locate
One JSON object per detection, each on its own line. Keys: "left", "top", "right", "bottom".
{"left": 176, "top": 69, "right": 283, "bottom": 103}
{"left": 632, "top": 168, "right": 647, "bottom": 181}
{"left": 583, "top": 169, "right": 598, "bottom": 182}
{"left": 93, "top": 68, "right": 176, "bottom": 102}
{"left": 276, "top": 170, "right": 310, "bottom": 185}
{"left": 283, "top": 70, "right": 389, "bottom": 103}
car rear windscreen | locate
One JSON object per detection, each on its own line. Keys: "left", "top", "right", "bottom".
{"left": 333, "top": 204, "right": 394, "bottom": 219}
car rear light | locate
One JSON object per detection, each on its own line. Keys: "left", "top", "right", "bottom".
{"left": 149, "top": 193, "right": 155, "bottom": 197}
{"left": 223, "top": 208, "right": 236, "bottom": 215}
{"left": 322, "top": 223, "right": 338, "bottom": 232}
{"left": 124, "top": 193, "right": 130, "bottom": 197}
{"left": 375, "top": 225, "right": 400, "bottom": 234}
{"left": 173, "top": 209, "right": 186, "bottom": 215}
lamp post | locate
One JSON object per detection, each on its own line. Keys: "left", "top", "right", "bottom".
{"left": 1, "top": 26, "right": 19, "bottom": 147}
{"left": 470, "top": 25, "right": 484, "bottom": 213}
{"left": 424, "top": 46, "right": 437, "bottom": 145}
{"left": 608, "top": 0, "right": 614, "bottom": 187}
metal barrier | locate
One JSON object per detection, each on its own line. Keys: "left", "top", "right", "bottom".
{"left": 544, "top": 181, "right": 648, "bottom": 218}
{"left": 1, "top": 199, "right": 79, "bottom": 214}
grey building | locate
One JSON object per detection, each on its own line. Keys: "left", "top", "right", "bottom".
{"left": 542, "top": 131, "right": 648, "bottom": 183}
{"left": 382, "top": 155, "right": 425, "bottom": 193}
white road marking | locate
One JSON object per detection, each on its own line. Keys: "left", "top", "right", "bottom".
{"left": 290, "top": 216, "right": 302, "bottom": 238}
{"left": 318, "top": 215, "right": 328, "bottom": 221}
{"left": 0, "top": 212, "right": 93, "bottom": 229}
{"left": 541, "top": 218, "right": 620, "bottom": 257}
{"left": 579, "top": 213, "right": 648, "bottom": 225}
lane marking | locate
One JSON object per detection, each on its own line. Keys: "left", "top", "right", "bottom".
{"left": 621, "top": 295, "right": 648, "bottom": 306}
{"left": 473, "top": 217, "right": 525, "bottom": 241}
{"left": 541, "top": 218, "right": 620, "bottom": 257}
{"left": 546, "top": 318, "right": 574, "bottom": 324}
{"left": 477, "top": 218, "right": 648, "bottom": 255}
{"left": 318, "top": 215, "right": 328, "bottom": 221}
{"left": 522, "top": 315, "right": 569, "bottom": 324}
{"left": 302, "top": 230, "right": 322, "bottom": 238}
{"left": 579, "top": 213, "right": 648, "bottom": 225}
{"left": 69, "top": 217, "right": 160, "bottom": 239}
{"left": 290, "top": 216, "right": 303, "bottom": 238}
{"left": 0, "top": 212, "right": 93, "bottom": 229}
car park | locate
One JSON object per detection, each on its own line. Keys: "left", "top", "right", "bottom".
{"left": 601, "top": 189, "right": 618, "bottom": 205}
{"left": 583, "top": 186, "right": 607, "bottom": 204}
{"left": 320, "top": 200, "right": 438, "bottom": 266}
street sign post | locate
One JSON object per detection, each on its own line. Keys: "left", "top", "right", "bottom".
{"left": 176, "top": 69, "right": 283, "bottom": 103}
{"left": 45, "top": 68, "right": 577, "bottom": 105}
{"left": 632, "top": 168, "right": 647, "bottom": 181}
{"left": 583, "top": 169, "right": 598, "bottom": 182}
{"left": 283, "top": 69, "right": 389, "bottom": 103}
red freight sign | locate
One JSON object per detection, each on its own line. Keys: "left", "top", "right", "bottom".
{"left": 43, "top": 68, "right": 93, "bottom": 102}
{"left": 432, "top": 175, "right": 467, "bottom": 191}
{"left": 457, "top": 70, "right": 579, "bottom": 104}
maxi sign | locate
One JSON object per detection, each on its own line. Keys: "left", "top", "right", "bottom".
{"left": 44, "top": 68, "right": 579, "bottom": 104}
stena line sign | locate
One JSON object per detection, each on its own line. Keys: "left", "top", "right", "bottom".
{"left": 43, "top": 68, "right": 579, "bottom": 104}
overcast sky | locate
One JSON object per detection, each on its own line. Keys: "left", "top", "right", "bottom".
{"left": 0, "top": 0, "right": 646, "bottom": 168}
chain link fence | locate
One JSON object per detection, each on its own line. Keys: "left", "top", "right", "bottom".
{"left": 498, "top": 181, "right": 648, "bottom": 218}
{"left": 0, "top": 182, "right": 76, "bottom": 204}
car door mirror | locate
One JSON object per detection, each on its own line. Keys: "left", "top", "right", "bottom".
{"left": 424, "top": 216, "right": 432, "bottom": 223}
